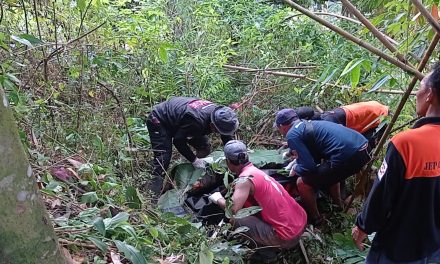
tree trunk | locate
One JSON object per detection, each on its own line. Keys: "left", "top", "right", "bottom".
{"left": 0, "top": 88, "right": 65, "bottom": 263}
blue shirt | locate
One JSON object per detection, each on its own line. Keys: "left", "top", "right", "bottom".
{"left": 287, "top": 120, "right": 367, "bottom": 176}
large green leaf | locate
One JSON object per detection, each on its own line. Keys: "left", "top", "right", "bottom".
{"left": 199, "top": 242, "right": 214, "bottom": 264}
{"left": 209, "top": 150, "right": 284, "bottom": 168}
{"left": 234, "top": 206, "right": 262, "bottom": 219}
{"left": 368, "top": 75, "right": 392, "bottom": 93}
{"left": 104, "top": 212, "right": 129, "bottom": 230}
{"left": 170, "top": 163, "right": 205, "bottom": 189}
{"left": 350, "top": 64, "right": 361, "bottom": 89}
{"left": 11, "top": 35, "right": 33, "bottom": 47}
{"left": 114, "top": 240, "right": 148, "bottom": 264}
{"left": 157, "top": 189, "right": 185, "bottom": 210}
{"left": 18, "top": 34, "right": 43, "bottom": 45}
{"left": 93, "top": 217, "right": 106, "bottom": 236}
{"left": 81, "top": 192, "right": 99, "bottom": 204}
{"left": 88, "top": 237, "right": 108, "bottom": 253}
{"left": 125, "top": 186, "right": 142, "bottom": 209}
{"left": 340, "top": 59, "right": 365, "bottom": 77}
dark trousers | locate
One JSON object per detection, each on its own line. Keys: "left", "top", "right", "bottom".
{"left": 233, "top": 216, "right": 303, "bottom": 249}
{"left": 146, "top": 113, "right": 212, "bottom": 196}
{"left": 366, "top": 247, "right": 440, "bottom": 264}
{"left": 302, "top": 147, "right": 370, "bottom": 188}
{"left": 146, "top": 113, "right": 173, "bottom": 196}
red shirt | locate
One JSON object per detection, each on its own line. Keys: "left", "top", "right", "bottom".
{"left": 239, "top": 163, "right": 307, "bottom": 240}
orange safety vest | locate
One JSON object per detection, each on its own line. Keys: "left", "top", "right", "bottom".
{"left": 341, "top": 101, "right": 388, "bottom": 133}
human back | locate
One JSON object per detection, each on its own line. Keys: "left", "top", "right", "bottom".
{"left": 239, "top": 163, "right": 306, "bottom": 240}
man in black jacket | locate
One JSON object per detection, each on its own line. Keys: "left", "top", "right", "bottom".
{"left": 352, "top": 63, "right": 440, "bottom": 263}
{"left": 146, "top": 97, "right": 239, "bottom": 196}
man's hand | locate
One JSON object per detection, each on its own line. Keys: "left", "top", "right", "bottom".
{"left": 208, "top": 192, "right": 224, "bottom": 205}
{"left": 282, "top": 151, "right": 293, "bottom": 160}
{"left": 352, "top": 226, "right": 367, "bottom": 251}
{"left": 192, "top": 158, "right": 206, "bottom": 169}
{"left": 284, "top": 159, "right": 297, "bottom": 177}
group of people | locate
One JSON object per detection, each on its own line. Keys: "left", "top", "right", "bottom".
{"left": 145, "top": 63, "right": 440, "bottom": 263}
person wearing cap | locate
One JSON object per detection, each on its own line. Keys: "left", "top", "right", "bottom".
{"left": 146, "top": 97, "right": 239, "bottom": 196}
{"left": 208, "top": 140, "right": 307, "bottom": 256}
{"left": 293, "top": 101, "right": 389, "bottom": 149}
{"left": 275, "top": 109, "right": 369, "bottom": 224}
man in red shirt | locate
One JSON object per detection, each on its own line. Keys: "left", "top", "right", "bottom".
{"left": 208, "top": 140, "right": 307, "bottom": 259}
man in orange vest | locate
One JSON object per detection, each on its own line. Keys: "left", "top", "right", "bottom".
{"left": 294, "top": 101, "right": 388, "bottom": 149}
{"left": 352, "top": 63, "right": 440, "bottom": 263}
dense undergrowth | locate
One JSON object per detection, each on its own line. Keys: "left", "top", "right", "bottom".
{"left": 0, "top": 0, "right": 438, "bottom": 262}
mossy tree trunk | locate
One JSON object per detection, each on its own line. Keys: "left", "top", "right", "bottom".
{"left": 0, "top": 88, "right": 65, "bottom": 263}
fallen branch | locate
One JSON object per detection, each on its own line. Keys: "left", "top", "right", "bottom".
{"left": 58, "top": 238, "right": 97, "bottom": 249}
{"left": 281, "top": 0, "right": 424, "bottom": 80}
{"left": 224, "top": 64, "right": 316, "bottom": 72}
{"left": 224, "top": 64, "right": 417, "bottom": 95}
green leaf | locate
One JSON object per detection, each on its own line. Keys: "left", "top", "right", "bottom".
{"left": 114, "top": 240, "right": 148, "bottom": 264}
{"left": 88, "top": 237, "right": 108, "bottom": 253}
{"left": 18, "top": 34, "right": 43, "bottom": 45}
{"left": 235, "top": 206, "right": 262, "bottom": 219}
{"left": 210, "top": 242, "right": 228, "bottom": 253}
{"left": 368, "top": 75, "right": 391, "bottom": 93}
{"left": 158, "top": 46, "right": 168, "bottom": 63}
{"left": 340, "top": 59, "right": 364, "bottom": 77}
{"left": 105, "top": 212, "right": 129, "bottom": 229}
{"left": 11, "top": 35, "right": 33, "bottom": 47}
{"left": 199, "top": 242, "right": 214, "bottom": 264}
{"left": 81, "top": 192, "right": 99, "bottom": 204}
{"left": 93, "top": 217, "right": 106, "bottom": 236}
{"left": 157, "top": 189, "right": 185, "bottom": 210}
{"left": 170, "top": 163, "right": 204, "bottom": 189}
{"left": 120, "top": 225, "right": 137, "bottom": 238}
{"left": 222, "top": 257, "right": 230, "bottom": 264}
{"left": 77, "top": 0, "right": 86, "bottom": 11}
{"left": 350, "top": 64, "right": 361, "bottom": 89}
{"left": 125, "top": 186, "right": 142, "bottom": 209}
{"left": 149, "top": 227, "right": 159, "bottom": 238}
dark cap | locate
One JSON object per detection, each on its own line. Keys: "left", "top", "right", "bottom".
{"left": 224, "top": 140, "right": 248, "bottom": 162}
{"left": 211, "top": 106, "right": 239, "bottom": 136}
{"left": 274, "top": 108, "right": 298, "bottom": 127}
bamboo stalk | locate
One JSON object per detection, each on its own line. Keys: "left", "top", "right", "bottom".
{"left": 341, "top": 0, "right": 411, "bottom": 65}
{"left": 345, "top": 33, "right": 440, "bottom": 211}
{"left": 281, "top": 0, "right": 425, "bottom": 80}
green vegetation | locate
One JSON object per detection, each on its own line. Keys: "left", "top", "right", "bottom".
{"left": 0, "top": 0, "right": 438, "bottom": 262}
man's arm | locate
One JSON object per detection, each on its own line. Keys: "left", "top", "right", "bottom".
{"left": 355, "top": 142, "right": 405, "bottom": 233}
{"left": 288, "top": 136, "right": 317, "bottom": 176}
{"left": 173, "top": 115, "right": 204, "bottom": 162}
{"left": 217, "top": 179, "right": 252, "bottom": 214}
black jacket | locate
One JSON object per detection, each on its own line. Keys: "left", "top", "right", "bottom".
{"left": 356, "top": 117, "right": 440, "bottom": 262}
{"left": 152, "top": 97, "right": 232, "bottom": 161}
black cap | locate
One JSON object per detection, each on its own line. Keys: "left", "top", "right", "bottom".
{"left": 211, "top": 106, "right": 239, "bottom": 136}
{"left": 274, "top": 108, "right": 298, "bottom": 127}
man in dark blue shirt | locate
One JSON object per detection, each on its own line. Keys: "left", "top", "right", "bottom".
{"left": 275, "top": 109, "right": 369, "bottom": 224}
